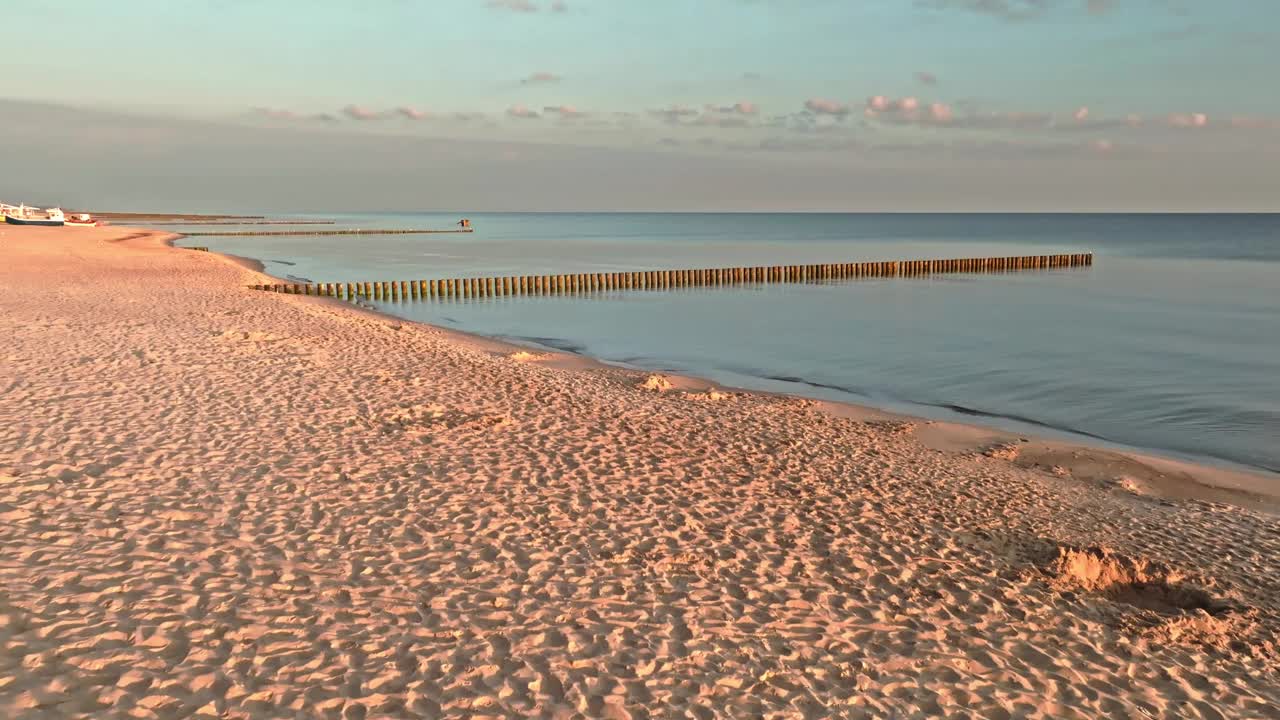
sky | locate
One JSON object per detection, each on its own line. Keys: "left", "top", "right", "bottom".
{"left": 1, "top": 0, "right": 1277, "bottom": 211}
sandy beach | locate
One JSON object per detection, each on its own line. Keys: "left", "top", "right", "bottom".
{"left": 2, "top": 225, "right": 1278, "bottom": 718}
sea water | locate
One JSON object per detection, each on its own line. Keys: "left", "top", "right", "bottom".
{"left": 172, "top": 213, "right": 1280, "bottom": 476}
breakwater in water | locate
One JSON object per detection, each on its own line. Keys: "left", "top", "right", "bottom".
{"left": 247, "top": 253, "right": 1092, "bottom": 301}
{"left": 184, "top": 228, "right": 474, "bottom": 237}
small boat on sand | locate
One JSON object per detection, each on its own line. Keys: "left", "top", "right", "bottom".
{"left": 4, "top": 205, "right": 66, "bottom": 226}
{"left": 64, "top": 213, "right": 100, "bottom": 227}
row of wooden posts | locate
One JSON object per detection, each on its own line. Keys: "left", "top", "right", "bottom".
{"left": 247, "top": 253, "right": 1092, "bottom": 301}
{"left": 183, "top": 228, "right": 474, "bottom": 238}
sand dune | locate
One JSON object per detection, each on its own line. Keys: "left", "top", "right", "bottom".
{"left": 0, "top": 226, "right": 1277, "bottom": 718}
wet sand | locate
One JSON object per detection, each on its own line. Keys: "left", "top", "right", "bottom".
{"left": 1, "top": 225, "right": 1278, "bottom": 718}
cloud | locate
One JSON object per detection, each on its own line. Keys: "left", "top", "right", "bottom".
{"left": 506, "top": 104, "right": 541, "bottom": 119}
{"left": 252, "top": 108, "right": 341, "bottom": 124}
{"left": 1167, "top": 112, "right": 1208, "bottom": 128}
{"left": 543, "top": 105, "right": 586, "bottom": 119}
{"left": 648, "top": 102, "right": 760, "bottom": 129}
{"left": 915, "top": 0, "right": 1113, "bottom": 21}
{"left": 487, "top": 0, "right": 539, "bottom": 11}
{"left": 486, "top": 0, "right": 567, "bottom": 12}
{"left": 522, "top": 71, "right": 561, "bottom": 85}
{"left": 717, "top": 101, "right": 758, "bottom": 115}
{"left": 743, "top": 72, "right": 763, "bottom": 82}
{"left": 650, "top": 105, "right": 700, "bottom": 124}
{"left": 915, "top": 71, "right": 938, "bottom": 86}
{"left": 396, "top": 106, "right": 429, "bottom": 121}
{"left": 865, "top": 95, "right": 1055, "bottom": 129}
{"left": 342, "top": 105, "right": 380, "bottom": 121}
{"left": 803, "top": 98, "right": 850, "bottom": 116}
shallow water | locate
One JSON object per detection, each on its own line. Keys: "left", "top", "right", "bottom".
{"left": 173, "top": 213, "right": 1280, "bottom": 475}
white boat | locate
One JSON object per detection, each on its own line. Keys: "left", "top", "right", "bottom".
{"left": 3, "top": 203, "right": 66, "bottom": 226}
{"left": 64, "top": 213, "right": 100, "bottom": 227}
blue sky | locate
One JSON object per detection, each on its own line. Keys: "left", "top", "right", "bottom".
{"left": 2, "top": 1, "right": 1278, "bottom": 210}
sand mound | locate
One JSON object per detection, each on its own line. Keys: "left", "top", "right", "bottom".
{"left": 639, "top": 374, "right": 674, "bottom": 392}
{"left": 687, "top": 389, "right": 732, "bottom": 401}
{"left": 509, "top": 350, "right": 544, "bottom": 362}
{"left": 1043, "top": 545, "right": 1228, "bottom": 616}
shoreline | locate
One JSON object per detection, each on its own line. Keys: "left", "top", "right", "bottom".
{"left": 185, "top": 234, "right": 1280, "bottom": 511}
{"left": 5, "top": 225, "right": 1278, "bottom": 716}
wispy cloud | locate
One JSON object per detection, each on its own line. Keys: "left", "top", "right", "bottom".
{"left": 486, "top": 0, "right": 567, "bottom": 12}
{"left": 342, "top": 104, "right": 380, "bottom": 121}
{"left": 1167, "top": 112, "right": 1208, "bottom": 128}
{"left": 253, "top": 107, "right": 340, "bottom": 124}
{"left": 543, "top": 104, "right": 586, "bottom": 119}
{"left": 803, "top": 98, "right": 851, "bottom": 116}
{"left": 487, "top": 0, "right": 539, "bottom": 12}
{"left": 522, "top": 71, "right": 561, "bottom": 85}
{"left": 650, "top": 105, "right": 701, "bottom": 124}
{"left": 396, "top": 106, "right": 429, "bottom": 121}
{"left": 507, "top": 104, "right": 541, "bottom": 119}
{"left": 915, "top": 0, "right": 1113, "bottom": 21}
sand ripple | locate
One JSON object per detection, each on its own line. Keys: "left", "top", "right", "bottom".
{"left": 0, "top": 227, "right": 1278, "bottom": 718}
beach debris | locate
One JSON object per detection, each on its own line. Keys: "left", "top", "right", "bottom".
{"left": 509, "top": 350, "right": 544, "bottom": 362}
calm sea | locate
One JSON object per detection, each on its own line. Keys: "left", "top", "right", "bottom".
{"left": 172, "top": 213, "right": 1280, "bottom": 476}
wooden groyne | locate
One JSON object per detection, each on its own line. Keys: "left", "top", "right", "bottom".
{"left": 138, "top": 220, "right": 337, "bottom": 226}
{"left": 247, "top": 253, "right": 1092, "bottom": 301}
{"left": 183, "top": 228, "right": 475, "bottom": 238}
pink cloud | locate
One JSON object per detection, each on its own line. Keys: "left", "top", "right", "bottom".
{"left": 702, "top": 102, "right": 759, "bottom": 117}
{"left": 396, "top": 106, "right": 429, "bottom": 120}
{"left": 342, "top": 105, "right": 379, "bottom": 121}
{"left": 506, "top": 104, "right": 541, "bottom": 119}
{"left": 1074, "top": 106, "right": 1090, "bottom": 122}
{"left": 1168, "top": 112, "right": 1208, "bottom": 128}
{"left": 543, "top": 105, "right": 586, "bottom": 119}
